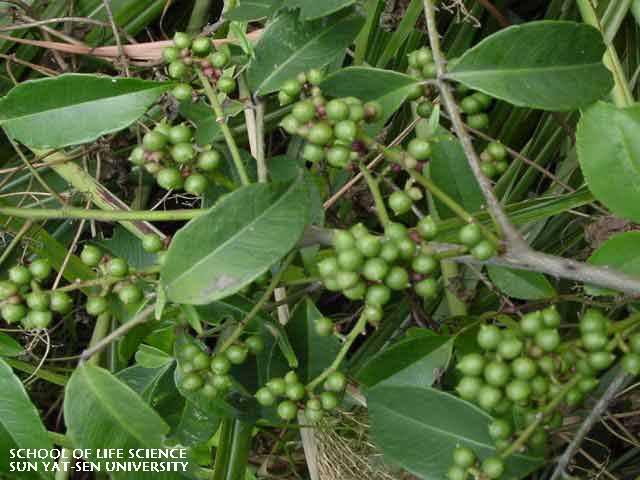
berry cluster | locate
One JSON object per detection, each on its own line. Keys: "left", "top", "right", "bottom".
{"left": 255, "top": 370, "right": 345, "bottom": 422}
{"left": 177, "top": 335, "right": 264, "bottom": 398}
{"left": 451, "top": 307, "right": 638, "bottom": 478}
{"left": 448, "top": 446, "right": 504, "bottom": 480}
{"left": 317, "top": 221, "right": 443, "bottom": 325}
{"left": 458, "top": 223, "right": 496, "bottom": 261}
{"left": 0, "top": 258, "right": 68, "bottom": 329}
{"left": 406, "top": 46, "right": 437, "bottom": 97}
{"left": 162, "top": 32, "right": 236, "bottom": 101}
{"left": 129, "top": 121, "right": 222, "bottom": 195}
{"left": 457, "top": 85, "right": 493, "bottom": 130}
{"left": 479, "top": 141, "right": 509, "bottom": 180}
{"left": 278, "top": 71, "right": 382, "bottom": 169}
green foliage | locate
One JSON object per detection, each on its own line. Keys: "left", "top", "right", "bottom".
{"left": 487, "top": 267, "right": 556, "bottom": 300}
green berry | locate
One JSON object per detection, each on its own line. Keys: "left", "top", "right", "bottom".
{"left": 471, "top": 241, "right": 495, "bottom": 261}
{"left": 343, "top": 281, "right": 366, "bottom": 300}
{"left": 118, "top": 284, "right": 142, "bottom": 305}
{"left": 201, "top": 383, "right": 219, "bottom": 399}
{"left": 535, "top": 329, "right": 560, "bottom": 352}
{"left": 107, "top": 258, "right": 128, "bottom": 277}
{"left": 379, "top": 242, "right": 400, "bottom": 263}
{"left": 477, "top": 385, "right": 503, "bottom": 410}
{"left": 497, "top": 337, "right": 523, "bottom": 360}
{"left": 447, "top": 466, "right": 466, "bottom": 480}
{"left": 196, "top": 150, "right": 220, "bottom": 172}
{"left": 355, "top": 235, "right": 381, "bottom": 258}
{"left": 318, "top": 257, "right": 339, "bottom": 278}
{"left": 208, "top": 355, "right": 230, "bottom": 375}
{"left": 80, "top": 245, "right": 102, "bottom": 267}
{"left": 8, "top": 265, "right": 31, "bottom": 286}
{"left": 173, "top": 32, "right": 191, "bottom": 49}
{"left": 326, "top": 146, "right": 351, "bottom": 168}
{"left": 292, "top": 101, "right": 316, "bottom": 123}
{"left": 363, "top": 304, "right": 383, "bottom": 324}
{"left": 385, "top": 266, "right": 409, "bottom": 291}
{"left": 489, "top": 419, "right": 512, "bottom": 440}
{"left": 180, "top": 344, "right": 199, "bottom": 361}
{"left": 588, "top": 351, "right": 615, "bottom": 371}
{"left": 172, "top": 83, "right": 193, "bottom": 101}
{"left": 24, "top": 292, "right": 48, "bottom": 312}
{"left": 226, "top": 344, "right": 248, "bottom": 365}
{"left": 284, "top": 371, "right": 299, "bottom": 384}
{"left": 286, "top": 382, "right": 306, "bottom": 401}
{"left": 482, "top": 457, "right": 505, "bottom": 479}
{"left": 349, "top": 103, "right": 365, "bottom": 122}
{"left": 362, "top": 258, "right": 389, "bottom": 282}
{"left": 457, "top": 353, "right": 485, "bottom": 376}
{"left": 484, "top": 361, "right": 511, "bottom": 387}
{"left": 320, "top": 391, "right": 339, "bottom": 410}
{"left": 162, "top": 46, "right": 180, "bottom": 63}
{"left": 28, "top": 310, "right": 53, "bottom": 329}
{"left": 530, "top": 376, "right": 549, "bottom": 396}
{"left": 363, "top": 101, "right": 382, "bottom": 123}
{"left": 277, "top": 400, "right": 298, "bottom": 421}
{"left": 407, "top": 139, "right": 431, "bottom": 161}
{"left": 458, "top": 224, "right": 482, "bottom": 247}
{"left": 578, "top": 377, "right": 598, "bottom": 393}
{"left": 246, "top": 336, "right": 264, "bottom": 354}
{"left": 580, "top": 309, "right": 608, "bottom": 334}
{"left": 416, "top": 216, "right": 438, "bottom": 240}
{"left": 302, "top": 143, "right": 325, "bottom": 163}
{"left": 210, "top": 51, "right": 229, "bottom": 68}
{"left": 184, "top": 174, "right": 208, "bottom": 195}
{"left": 542, "top": 306, "right": 561, "bottom": 328}
{"left": 0, "top": 281, "right": 17, "bottom": 301}
{"left": 211, "top": 374, "right": 232, "bottom": 391}
{"left": 417, "top": 101, "right": 433, "bottom": 118}
{"left": 333, "top": 230, "right": 356, "bottom": 251}
{"left": 452, "top": 446, "right": 475, "bottom": 469}
{"left": 267, "top": 378, "right": 286, "bottom": 396}
{"left": 456, "top": 376, "right": 483, "bottom": 401}
{"left": 256, "top": 387, "right": 276, "bottom": 406}
{"left": 336, "top": 271, "right": 359, "bottom": 290}
{"left": 308, "top": 122, "right": 333, "bottom": 146}
{"left": 182, "top": 373, "right": 204, "bottom": 391}
{"left": 520, "top": 311, "right": 543, "bottom": 336}
{"left": 168, "top": 124, "right": 192, "bottom": 144}
{"left": 467, "top": 113, "right": 489, "bottom": 130}
{"left": 315, "top": 317, "right": 334, "bottom": 337}
{"left": 142, "top": 234, "right": 163, "bottom": 253}
{"left": 325, "top": 372, "right": 346, "bottom": 392}
{"left": 217, "top": 77, "right": 236, "bottom": 94}
{"left": 192, "top": 352, "right": 210, "bottom": 370}
{"left": 337, "top": 249, "right": 364, "bottom": 272}
{"left": 461, "top": 96, "right": 482, "bottom": 115}
{"left": 473, "top": 92, "right": 493, "bottom": 109}
{"left": 415, "top": 278, "right": 438, "bottom": 299}
{"left": 1, "top": 304, "right": 27, "bottom": 324}
{"left": 129, "top": 146, "right": 146, "bottom": 165}
{"left": 143, "top": 131, "right": 168, "bottom": 152}
{"left": 630, "top": 333, "right": 640, "bottom": 354}
{"left": 191, "top": 37, "right": 211, "bottom": 56}
{"left": 334, "top": 120, "right": 357, "bottom": 142}
{"left": 477, "top": 325, "right": 502, "bottom": 351}
{"left": 495, "top": 160, "right": 509, "bottom": 174}
{"left": 171, "top": 142, "right": 195, "bottom": 164}
{"left": 395, "top": 237, "right": 416, "bottom": 259}
{"left": 487, "top": 141, "right": 507, "bottom": 161}
{"left": 565, "top": 387, "right": 584, "bottom": 407}
{"left": 307, "top": 68, "right": 324, "bottom": 85}
{"left": 365, "top": 284, "right": 391, "bottom": 306}
{"left": 29, "top": 259, "right": 51, "bottom": 281}
{"left": 86, "top": 296, "right": 108, "bottom": 316}
{"left": 582, "top": 331, "right": 608, "bottom": 351}
{"left": 157, "top": 167, "right": 184, "bottom": 190}
{"left": 325, "top": 99, "right": 349, "bottom": 122}
{"left": 388, "top": 191, "right": 413, "bottom": 216}
{"left": 512, "top": 357, "right": 537, "bottom": 380}
{"left": 47, "top": 291, "right": 71, "bottom": 315}
{"left": 480, "top": 161, "right": 497, "bottom": 178}
{"left": 412, "top": 254, "right": 438, "bottom": 275}
{"left": 623, "top": 354, "right": 640, "bottom": 375}
{"left": 281, "top": 79, "right": 302, "bottom": 97}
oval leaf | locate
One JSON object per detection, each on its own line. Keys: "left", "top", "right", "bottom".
{"left": 0, "top": 333, "right": 24, "bottom": 357}
{"left": 357, "top": 335, "right": 451, "bottom": 388}
{"left": 288, "top": 0, "right": 356, "bottom": 20}
{"left": 368, "top": 385, "right": 542, "bottom": 480}
{"left": 0, "top": 74, "right": 170, "bottom": 148}
{"left": 577, "top": 102, "right": 640, "bottom": 222}
{"left": 586, "top": 232, "right": 640, "bottom": 295}
{"left": 225, "top": 0, "right": 284, "bottom": 21}
{"left": 448, "top": 21, "right": 612, "bottom": 111}
{"left": 487, "top": 266, "right": 556, "bottom": 300}
{"left": 64, "top": 364, "right": 190, "bottom": 480}
{"left": 0, "top": 359, "right": 53, "bottom": 479}
{"left": 247, "top": 10, "right": 364, "bottom": 94}
{"left": 161, "top": 177, "right": 309, "bottom": 304}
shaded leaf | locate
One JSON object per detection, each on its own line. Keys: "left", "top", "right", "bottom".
{"left": 0, "top": 74, "right": 170, "bottom": 148}
{"left": 487, "top": 266, "right": 556, "bottom": 300}
{"left": 586, "top": 232, "right": 640, "bottom": 295}
{"left": 448, "top": 21, "right": 612, "bottom": 111}
{"left": 0, "top": 333, "right": 24, "bottom": 357}
{"left": 134, "top": 345, "right": 173, "bottom": 369}
{"left": 225, "top": 0, "right": 283, "bottom": 21}
{"left": 287, "top": 0, "right": 356, "bottom": 20}
{"left": 577, "top": 102, "right": 640, "bottom": 222}
{"left": 368, "top": 385, "right": 542, "bottom": 479}
{"left": 0, "top": 359, "right": 52, "bottom": 479}
{"left": 247, "top": 10, "right": 364, "bottom": 94}
{"left": 171, "top": 401, "right": 220, "bottom": 447}
{"left": 161, "top": 177, "right": 309, "bottom": 304}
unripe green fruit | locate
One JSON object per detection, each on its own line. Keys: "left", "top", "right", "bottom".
{"left": 307, "top": 68, "right": 324, "bottom": 85}
{"left": 530, "top": 376, "right": 549, "bottom": 396}
{"left": 458, "top": 224, "right": 482, "bottom": 247}
{"left": 506, "top": 379, "right": 531, "bottom": 403}
{"left": 472, "top": 92, "right": 493, "bottom": 108}
{"left": 184, "top": 174, "right": 208, "bottom": 195}
{"left": 107, "top": 258, "right": 129, "bottom": 277}
{"left": 163, "top": 46, "right": 180, "bottom": 63}
{"left": 318, "top": 257, "right": 339, "bottom": 278}
{"left": 302, "top": 143, "right": 325, "bottom": 163}
{"left": 180, "top": 344, "right": 200, "bottom": 361}
{"left": 195, "top": 150, "right": 220, "bottom": 172}
{"left": 489, "top": 418, "right": 512, "bottom": 440}
{"left": 406, "top": 83, "right": 424, "bottom": 100}
{"left": 211, "top": 374, "right": 232, "bottom": 391}
{"left": 278, "top": 400, "right": 298, "bottom": 420}
{"left": 482, "top": 457, "right": 504, "bottom": 479}
{"left": 9, "top": 265, "right": 31, "bottom": 285}
{"left": 29, "top": 259, "right": 51, "bottom": 281}
{"left": 210, "top": 51, "right": 229, "bottom": 68}
{"left": 1, "top": 304, "right": 27, "bottom": 324}
{"left": 337, "top": 249, "right": 364, "bottom": 272}
{"left": 168, "top": 60, "right": 189, "bottom": 79}
{"left": 412, "top": 254, "right": 438, "bottom": 275}
{"left": 278, "top": 90, "right": 295, "bottom": 106}
{"left": 581, "top": 331, "right": 608, "bottom": 351}
{"left": 407, "top": 139, "right": 432, "bottom": 161}
{"left": 334, "top": 120, "right": 357, "bottom": 142}
{"left": 535, "top": 329, "right": 560, "bottom": 352}
{"left": 460, "top": 96, "right": 482, "bottom": 115}
{"left": 362, "top": 258, "right": 389, "bottom": 282}
{"left": 471, "top": 240, "right": 495, "bottom": 261}
{"left": 267, "top": 378, "right": 286, "bottom": 396}
{"left": 456, "top": 376, "right": 483, "bottom": 401}
{"left": 246, "top": 336, "right": 264, "bottom": 354}
{"left": 142, "top": 234, "right": 163, "bottom": 253}
{"left": 467, "top": 113, "right": 489, "bottom": 130}
{"left": 256, "top": 387, "right": 276, "bottom": 406}
{"left": 480, "top": 161, "right": 497, "bottom": 178}
{"left": 495, "top": 160, "right": 508, "bottom": 174}
{"left": 385, "top": 266, "right": 409, "bottom": 291}
{"left": 336, "top": 271, "right": 359, "bottom": 290}
{"left": 388, "top": 191, "right": 413, "bottom": 216}
{"left": 520, "top": 311, "right": 543, "bottom": 336}
{"left": 209, "top": 355, "right": 231, "bottom": 375}
{"left": 80, "top": 245, "right": 102, "bottom": 267}
{"left": 417, "top": 216, "right": 438, "bottom": 240}
{"left": 86, "top": 296, "right": 108, "bottom": 316}
{"left": 365, "top": 284, "right": 391, "bottom": 307}
{"left": 417, "top": 101, "right": 433, "bottom": 118}
{"left": 191, "top": 37, "right": 211, "bottom": 56}
{"left": 588, "top": 351, "right": 615, "bottom": 371}
{"left": 201, "top": 383, "right": 219, "bottom": 399}
{"left": 192, "top": 352, "right": 211, "bottom": 371}
{"left": 281, "top": 79, "right": 302, "bottom": 97}
{"left": 343, "top": 281, "right": 366, "bottom": 300}
{"left": 363, "top": 304, "right": 383, "bottom": 324}
{"left": 622, "top": 354, "right": 640, "bottom": 375}
{"left": 452, "top": 446, "right": 475, "bottom": 469}
{"left": 477, "top": 325, "right": 502, "bottom": 351}
{"left": 446, "top": 466, "right": 465, "bottom": 480}
{"left": 226, "top": 344, "right": 248, "bottom": 365}
{"left": 385, "top": 222, "right": 408, "bottom": 241}
{"left": 325, "top": 99, "right": 349, "bottom": 122}
{"left": 48, "top": 291, "right": 71, "bottom": 314}
{"left": 157, "top": 167, "right": 184, "bottom": 190}
{"left": 217, "top": 77, "right": 237, "bottom": 94}
{"left": 326, "top": 146, "right": 351, "bottom": 168}
{"left": 512, "top": 357, "right": 537, "bottom": 380}
{"left": 415, "top": 278, "right": 438, "bottom": 299}
{"left": 325, "top": 372, "right": 347, "bottom": 392}
{"left": 286, "top": 382, "right": 306, "bottom": 401}
{"left": 422, "top": 63, "right": 438, "bottom": 79}
{"left": 305, "top": 407, "right": 324, "bottom": 423}
{"left": 171, "top": 142, "right": 195, "bottom": 164}
{"left": 129, "top": 146, "right": 146, "bottom": 165}
{"left": 285, "top": 371, "right": 299, "bottom": 384}
{"left": 320, "top": 391, "right": 339, "bottom": 410}
{"left": 315, "top": 317, "right": 334, "bottom": 337}
{"left": 379, "top": 242, "right": 399, "bottom": 263}
{"left": 457, "top": 353, "right": 485, "bottom": 376}
{"left": 565, "top": 387, "right": 584, "bottom": 407}
{"left": 487, "top": 141, "right": 507, "bottom": 161}
{"left": 173, "top": 32, "right": 191, "bottom": 49}
{"left": 395, "top": 237, "right": 416, "bottom": 259}
{"left": 292, "top": 101, "right": 316, "bottom": 123}
{"left": 484, "top": 361, "right": 510, "bottom": 387}
{"left": 353, "top": 235, "right": 380, "bottom": 259}
{"left": 477, "top": 385, "right": 502, "bottom": 410}
{"left": 168, "top": 124, "right": 192, "bottom": 144}
{"left": 118, "top": 284, "right": 142, "bottom": 305}
{"left": 182, "top": 373, "right": 204, "bottom": 391}
{"left": 308, "top": 122, "right": 333, "bottom": 146}
{"left": 333, "top": 230, "right": 356, "bottom": 251}
{"left": 172, "top": 83, "right": 193, "bottom": 101}
{"left": 541, "top": 306, "right": 561, "bottom": 328}
{"left": 578, "top": 377, "right": 598, "bottom": 393}
{"left": 349, "top": 103, "right": 365, "bottom": 122}
{"left": 630, "top": 333, "right": 640, "bottom": 354}
{"left": 363, "top": 101, "right": 382, "bottom": 123}
{"left": 0, "top": 281, "right": 18, "bottom": 301}
{"left": 415, "top": 48, "right": 433, "bottom": 66}
{"left": 28, "top": 310, "right": 53, "bottom": 329}
{"left": 580, "top": 309, "right": 608, "bottom": 334}
{"left": 498, "top": 337, "right": 523, "bottom": 360}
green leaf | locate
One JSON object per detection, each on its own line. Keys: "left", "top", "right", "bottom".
{"left": 134, "top": 345, "right": 173, "bottom": 368}
{"left": 357, "top": 335, "right": 451, "bottom": 388}
{"left": 0, "top": 333, "right": 24, "bottom": 357}
{"left": 487, "top": 266, "right": 556, "bottom": 300}
{"left": 577, "top": 102, "right": 640, "bottom": 222}
{"left": 179, "top": 99, "right": 244, "bottom": 146}
{"left": 65, "top": 364, "right": 190, "bottom": 480}
{"left": 0, "top": 74, "right": 170, "bottom": 148}
{"left": 320, "top": 67, "right": 418, "bottom": 132}
{"left": 225, "top": 0, "right": 284, "bottom": 21}
{"left": 368, "top": 386, "right": 542, "bottom": 479}
{"left": 247, "top": 10, "right": 364, "bottom": 94}
{"left": 586, "top": 232, "right": 640, "bottom": 295}
{"left": 286, "top": 298, "right": 340, "bottom": 382}
{"left": 171, "top": 401, "right": 220, "bottom": 447}
{"left": 430, "top": 140, "right": 484, "bottom": 218}
{"left": 0, "top": 359, "right": 53, "bottom": 479}
{"left": 287, "top": 0, "right": 356, "bottom": 20}
{"left": 448, "top": 21, "right": 612, "bottom": 111}
{"left": 161, "top": 177, "right": 310, "bottom": 305}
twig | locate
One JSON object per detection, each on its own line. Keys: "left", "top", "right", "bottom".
{"left": 476, "top": 0, "right": 510, "bottom": 27}
{"left": 101, "top": 0, "right": 129, "bottom": 76}
{"left": 0, "top": 52, "right": 58, "bottom": 76}
{"left": 550, "top": 373, "right": 631, "bottom": 480}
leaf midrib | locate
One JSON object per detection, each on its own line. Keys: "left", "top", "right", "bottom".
{"left": 448, "top": 61, "right": 604, "bottom": 79}
{"left": 166, "top": 181, "right": 299, "bottom": 290}
{"left": 0, "top": 85, "right": 166, "bottom": 124}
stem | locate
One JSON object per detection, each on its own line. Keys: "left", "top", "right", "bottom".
{"left": 4, "top": 358, "right": 67, "bottom": 385}
{"left": 359, "top": 162, "right": 390, "bottom": 226}
{"left": 87, "top": 313, "right": 112, "bottom": 366}
{"left": 307, "top": 313, "right": 368, "bottom": 391}
{"left": 0, "top": 205, "right": 204, "bottom": 221}
{"left": 196, "top": 68, "right": 251, "bottom": 186}
{"left": 0, "top": 220, "right": 32, "bottom": 267}
{"left": 49, "top": 431, "right": 74, "bottom": 448}
{"left": 576, "top": 0, "right": 634, "bottom": 108}
{"left": 218, "top": 253, "right": 295, "bottom": 351}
